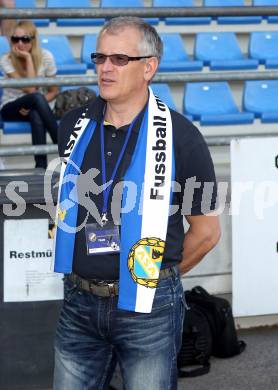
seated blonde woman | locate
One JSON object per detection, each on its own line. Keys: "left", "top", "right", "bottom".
{"left": 0, "top": 20, "right": 58, "bottom": 169}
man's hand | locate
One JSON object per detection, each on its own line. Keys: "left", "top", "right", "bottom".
{"left": 19, "top": 108, "right": 30, "bottom": 116}
{"left": 178, "top": 213, "right": 221, "bottom": 275}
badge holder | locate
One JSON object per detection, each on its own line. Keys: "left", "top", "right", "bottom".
{"left": 85, "top": 222, "right": 120, "bottom": 255}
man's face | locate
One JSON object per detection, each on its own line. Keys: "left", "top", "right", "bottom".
{"left": 96, "top": 27, "right": 152, "bottom": 104}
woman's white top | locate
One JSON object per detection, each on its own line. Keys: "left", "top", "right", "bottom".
{"left": 0, "top": 48, "right": 57, "bottom": 109}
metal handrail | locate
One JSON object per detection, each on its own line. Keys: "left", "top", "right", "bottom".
{"left": 1, "top": 71, "right": 278, "bottom": 89}
{"left": 0, "top": 145, "right": 58, "bottom": 157}
{"left": 1, "top": 132, "right": 278, "bottom": 157}
{"left": 1, "top": 7, "right": 278, "bottom": 19}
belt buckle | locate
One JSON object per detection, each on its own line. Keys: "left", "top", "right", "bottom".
{"left": 107, "top": 282, "right": 117, "bottom": 297}
{"left": 88, "top": 281, "right": 96, "bottom": 294}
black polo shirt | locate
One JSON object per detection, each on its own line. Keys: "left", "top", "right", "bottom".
{"left": 58, "top": 96, "right": 217, "bottom": 280}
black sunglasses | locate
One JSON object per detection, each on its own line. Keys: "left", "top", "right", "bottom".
{"left": 11, "top": 35, "right": 34, "bottom": 44}
{"left": 91, "top": 53, "right": 154, "bottom": 66}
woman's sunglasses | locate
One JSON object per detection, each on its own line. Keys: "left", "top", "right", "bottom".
{"left": 11, "top": 35, "right": 34, "bottom": 44}
{"left": 91, "top": 53, "right": 153, "bottom": 66}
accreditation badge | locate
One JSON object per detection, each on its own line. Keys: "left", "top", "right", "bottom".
{"left": 85, "top": 222, "right": 120, "bottom": 255}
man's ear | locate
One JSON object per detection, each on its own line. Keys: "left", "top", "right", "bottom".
{"left": 144, "top": 57, "right": 159, "bottom": 82}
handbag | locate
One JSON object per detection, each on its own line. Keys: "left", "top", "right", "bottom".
{"left": 54, "top": 87, "right": 97, "bottom": 118}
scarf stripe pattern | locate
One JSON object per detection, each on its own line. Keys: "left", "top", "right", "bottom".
{"left": 118, "top": 87, "right": 174, "bottom": 313}
{"left": 53, "top": 118, "right": 96, "bottom": 273}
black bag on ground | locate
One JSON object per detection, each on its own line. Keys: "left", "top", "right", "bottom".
{"left": 54, "top": 87, "right": 97, "bottom": 118}
{"left": 185, "top": 286, "right": 246, "bottom": 358}
{"left": 178, "top": 286, "right": 246, "bottom": 378}
{"left": 177, "top": 302, "right": 212, "bottom": 377}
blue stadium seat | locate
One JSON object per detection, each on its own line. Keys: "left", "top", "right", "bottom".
{"left": 151, "top": 84, "right": 177, "bottom": 111}
{"left": 0, "top": 36, "right": 10, "bottom": 76}
{"left": 253, "top": 0, "right": 278, "bottom": 3}
{"left": 159, "top": 33, "right": 203, "bottom": 72}
{"left": 153, "top": 0, "right": 211, "bottom": 25}
{"left": 204, "top": 0, "right": 262, "bottom": 24}
{"left": 253, "top": 0, "right": 278, "bottom": 23}
{"left": 184, "top": 82, "right": 254, "bottom": 125}
{"left": 3, "top": 122, "right": 31, "bottom": 134}
{"left": 101, "top": 0, "right": 159, "bottom": 25}
{"left": 0, "top": 36, "right": 9, "bottom": 55}
{"left": 16, "top": 0, "right": 50, "bottom": 27}
{"left": 47, "top": 0, "right": 105, "bottom": 26}
{"left": 195, "top": 32, "right": 258, "bottom": 70}
{"left": 81, "top": 34, "right": 98, "bottom": 70}
{"left": 249, "top": 32, "right": 278, "bottom": 68}
{"left": 40, "top": 35, "right": 87, "bottom": 75}
{"left": 243, "top": 80, "right": 278, "bottom": 122}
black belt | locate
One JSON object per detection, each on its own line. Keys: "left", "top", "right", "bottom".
{"left": 66, "top": 267, "right": 176, "bottom": 297}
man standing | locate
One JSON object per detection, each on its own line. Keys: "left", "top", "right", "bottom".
{"left": 53, "top": 17, "right": 220, "bottom": 390}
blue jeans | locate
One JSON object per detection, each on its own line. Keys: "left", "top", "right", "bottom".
{"left": 53, "top": 268, "right": 185, "bottom": 390}
{"left": 1, "top": 92, "right": 58, "bottom": 168}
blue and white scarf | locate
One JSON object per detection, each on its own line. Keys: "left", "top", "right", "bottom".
{"left": 53, "top": 87, "right": 174, "bottom": 313}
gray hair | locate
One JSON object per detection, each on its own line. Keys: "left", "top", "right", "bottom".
{"left": 97, "top": 16, "right": 163, "bottom": 63}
